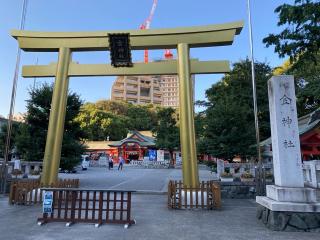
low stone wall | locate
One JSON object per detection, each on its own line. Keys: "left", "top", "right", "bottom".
{"left": 217, "top": 181, "right": 256, "bottom": 199}
{"left": 257, "top": 205, "right": 320, "bottom": 232}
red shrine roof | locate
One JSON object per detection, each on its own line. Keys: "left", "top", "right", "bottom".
{"left": 260, "top": 108, "right": 320, "bottom": 148}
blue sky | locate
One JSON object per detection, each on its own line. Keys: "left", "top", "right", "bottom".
{"left": 0, "top": 0, "right": 292, "bottom": 117}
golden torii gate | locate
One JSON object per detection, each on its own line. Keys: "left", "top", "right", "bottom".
{"left": 12, "top": 21, "right": 243, "bottom": 187}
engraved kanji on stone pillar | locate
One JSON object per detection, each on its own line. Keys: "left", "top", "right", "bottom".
{"left": 268, "top": 75, "right": 304, "bottom": 187}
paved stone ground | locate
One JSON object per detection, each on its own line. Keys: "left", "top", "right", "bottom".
{"left": 0, "top": 195, "right": 318, "bottom": 240}
{"left": 58, "top": 165, "right": 217, "bottom": 192}
{"left": 1, "top": 167, "right": 319, "bottom": 239}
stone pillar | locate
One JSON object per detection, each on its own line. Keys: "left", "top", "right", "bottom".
{"left": 256, "top": 76, "right": 320, "bottom": 232}
{"left": 217, "top": 159, "right": 224, "bottom": 177}
{"left": 249, "top": 164, "right": 256, "bottom": 177}
{"left": 7, "top": 165, "right": 13, "bottom": 174}
{"left": 267, "top": 75, "right": 304, "bottom": 187}
{"left": 34, "top": 164, "right": 40, "bottom": 172}
{"left": 25, "top": 164, "right": 31, "bottom": 175}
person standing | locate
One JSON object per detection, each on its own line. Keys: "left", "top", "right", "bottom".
{"left": 118, "top": 156, "right": 124, "bottom": 171}
{"left": 108, "top": 155, "right": 113, "bottom": 170}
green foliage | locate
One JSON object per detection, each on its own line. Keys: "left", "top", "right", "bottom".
{"left": 273, "top": 53, "right": 320, "bottom": 116}
{"left": 126, "top": 104, "right": 158, "bottom": 131}
{"left": 203, "top": 59, "right": 272, "bottom": 160}
{"left": 14, "top": 83, "right": 86, "bottom": 170}
{"left": 288, "top": 54, "right": 320, "bottom": 116}
{"left": 95, "top": 100, "right": 129, "bottom": 115}
{"left": 221, "top": 172, "right": 233, "bottom": 178}
{"left": 0, "top": 122, "right": 21, "bottom": 158}
{"left": 194, "top": 111, "right": 208, "bottom": 154}
{"left": 75, "top": 103, "right": 128, "bottom": 141}
{"left": 241, "top": 171, "right": 254, "bottom": 179}
{"left": 152, "top": 107, "right": 180, "bottom": 156}
{"left": 265, "top": 172, "right": 274, "bottom": 179}
{"left": 76, "top": 100, "right": 161, "bottom": 141}
{"left": 263, "top": 0, "right": 320, "bottom": 63}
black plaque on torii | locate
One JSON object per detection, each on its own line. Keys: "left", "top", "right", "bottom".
{"left": 108, "top": 33, "right": 133, "bottom": 67}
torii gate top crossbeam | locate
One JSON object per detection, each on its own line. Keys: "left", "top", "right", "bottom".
{"left": 11, "top": 21, "right": 243, "bottom": 52}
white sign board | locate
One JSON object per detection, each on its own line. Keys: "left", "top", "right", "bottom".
{"left": 43, "top": 191, "right": 53, "bottom": 214}
{"left": 157, "top": 150, "right": 165, "bottom": 162}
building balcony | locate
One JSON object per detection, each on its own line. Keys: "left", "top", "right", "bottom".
{"left": 127, "top": 87, "right": 138, "bottom": 92}
{"left": 140, "top": 95, "right": 151, "bottom": 100}
{"left": 127, "top": 79, "right": 138, "bottom": 85}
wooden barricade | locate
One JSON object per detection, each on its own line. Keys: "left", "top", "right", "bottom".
{"left": 38, "top": 188, "right": 136, "bottom": 228}
{"left": 168, "top": 180, "right": 221, "bottom": 210}
{"left": 9, "top": 178, "right": 79, "bottom": 205}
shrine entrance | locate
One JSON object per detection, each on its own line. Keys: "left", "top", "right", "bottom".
{"left": 12, "top": 21, "right": 243, "bottom": 187}
{"left": 109, "top": 131, "right": 156, "bottom": 163}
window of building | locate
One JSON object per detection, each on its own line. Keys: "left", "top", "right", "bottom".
{"left": 140, "top": 87, "right": 150, "bottom": 97}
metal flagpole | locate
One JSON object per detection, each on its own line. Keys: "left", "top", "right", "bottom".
{"left": 247, "top": 0, "right": 263, "bottom": 195}
{"left": 1, "top": 0, "right": 29, "bottom": 194}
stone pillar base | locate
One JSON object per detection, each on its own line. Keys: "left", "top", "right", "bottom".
{"left": 257, "top": 205, "right": 320, "bottom": 232}
{"left": 266, "top": 185, "right": 317, "bottom": 203}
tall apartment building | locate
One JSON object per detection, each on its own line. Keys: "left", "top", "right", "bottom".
{"left": 111, "top": 74, "right": 194, "bottom": 108}
{"left": 111, "top": 75, "right": 162, "bottom": 105}
{"left": 159, "top": 75, "right": 180, "bottom": 108}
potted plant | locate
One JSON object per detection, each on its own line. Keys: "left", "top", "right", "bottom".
{"left": 30, "top": 169, "right": 40, "bottom": 175}
{"left": 240, "top": 171, "right": 254, "bottom": 182}
{"left": 220, "top": 172, "right": 234, "bottom": 182}
{"left": 265, "top": 172, "right": 274, "bottom": 183}
{"left": 11, "top": 169, "right": 22, "bottom": 178}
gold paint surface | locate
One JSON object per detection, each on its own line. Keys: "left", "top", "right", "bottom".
{"left": 42, "top": 47, "right": 71, "bottom": 186}
{"left": 11, "top": 21, "right": 243, "bottom": 51}
{"left": 178, "top": 43, "right": 199, "bottom": 188}
{"left": 22, "top": 60, "right": 230, "bottom": 78}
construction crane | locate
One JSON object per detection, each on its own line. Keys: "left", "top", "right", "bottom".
{"left": 140, "top": 0, "right": 173, "bottom": 62}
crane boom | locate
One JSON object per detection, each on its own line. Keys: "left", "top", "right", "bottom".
{"left": 140, "top": 0, "right": 158, "bottom": 62}
{"left": 140, "top": 0, "right": 173, "bottom": 62}
{"left": 145, "top": 0, "right": 157, "bottom": 29}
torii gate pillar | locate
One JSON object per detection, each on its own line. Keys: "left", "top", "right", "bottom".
{"left": 177, "top": 43, "right": 199, "bottom": 187}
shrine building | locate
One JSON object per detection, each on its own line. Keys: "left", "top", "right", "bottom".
{"left": 261, "top": 108, "right": 320, "bottom": 162}
{"left": 85, "top": 131, "right": 156, "bottom": 163}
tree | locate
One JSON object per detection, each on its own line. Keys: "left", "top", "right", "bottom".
{"left": 127, "top": 104, "right": 158, "bottom": 131}
{"left": 263, "top": 0, "right": 320, "bottom": 64}
{"left": 95, "top": 100, "right": 129, "bottom": 115}
{"left": 75, "top": 103, "right": 128, "bottom": 141}
{"left": 194, "top": 111, "right": 208, "bottom": 155}
{"left": 273, "top": 54, "right": 320, "bottom": 116}
{"left": 79, "top": 100, "right": 160, "bottom": 133}
{"left": 0, "top": 122, "right": 21, "bottom": 158}
{"left": 15, "top": 84, "right": 86, "bottom": 170}
{"left": 287, "top": 54, "right": 320, "bottom": 116}
{"left": 203, "top": 59, "right": 272, "bottom": 160}
{"left": 152, "top": 107, "right": 180, "bottom": 165}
